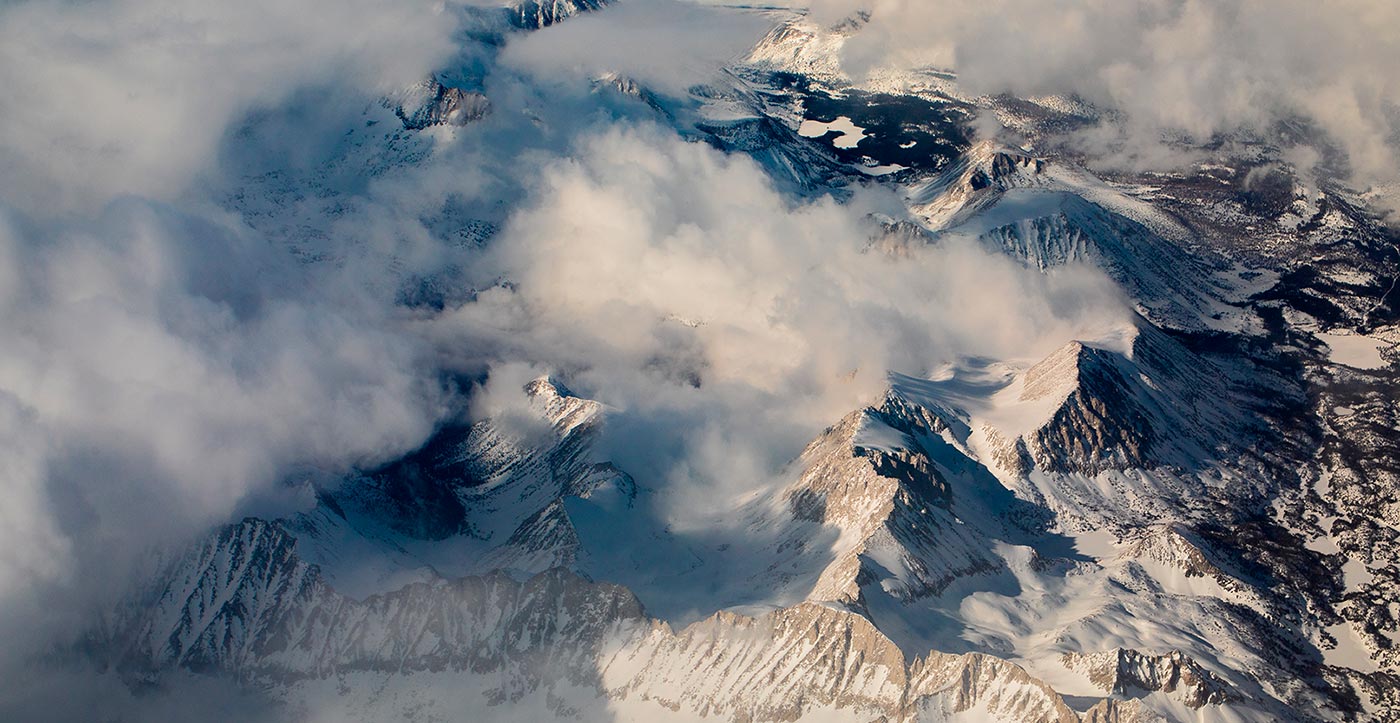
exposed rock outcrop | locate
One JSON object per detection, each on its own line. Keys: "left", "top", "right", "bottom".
{"left": 1064, "top": 649, "right": 1232, "bottom": 709}
{"left": 390, "top": 79, "right": 491, "bottom": 130}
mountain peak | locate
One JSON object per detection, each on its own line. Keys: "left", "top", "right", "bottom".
{"left": 388, "top": 79, "right": 490, "bottom": 130}
{"left": 909, "top": 141, "right": 1049, "bottom": 228}
{"left": 506, "top": 0, "right": 609, "bottom": 30}
{"left": 772, "top": 391, "right": 1003, "bottom": 607}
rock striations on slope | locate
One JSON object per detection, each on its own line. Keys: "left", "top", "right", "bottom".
{"left": 99, "top": 517, "right": 1140, "bottom": 722}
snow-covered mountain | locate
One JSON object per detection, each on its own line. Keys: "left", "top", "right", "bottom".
{"left": 61, "top": 4, "right": 1400, "bottom": 723}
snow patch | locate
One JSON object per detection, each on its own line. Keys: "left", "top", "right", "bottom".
{"left": 1324, "top": 622, "right": 1378, "bottom": 673}
{"left": 799, "top": 116, "right": 867, "bottom": 149}
{"left": 853, "top": 413, "right": 914, "bottom": 453}
{"left": 857, "top": 162, "right": 907, "bottom": 177}
{"left": 1343, "top": 556, "right": 1373, "bottom": 589}
{"left": 1317, "top": 332, "right": 1388, "bottom": 370}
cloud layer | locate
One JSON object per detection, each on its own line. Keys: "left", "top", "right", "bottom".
{"left": 10, "top": 2, "right": 1395, "bottom": 717}
{"left": 443, "top": 124, "right": 1130, "bottom": 521}
{"left": 808, "top": 0, "right": 1400, "bottom": 187}
{"left": 0, "top": 0, "right": 1131, "bottom": 671}
{"left": 0, "top": 0, "right": 453, "bottom": 213}
{"left": 0, "top": 197, "right": 451, "bottom": 651}
{"left": 0, "top": 0, "right": 458, "bottom": 670}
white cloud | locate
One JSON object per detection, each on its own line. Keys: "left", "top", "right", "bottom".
{"left": 807, "top": 0, "right": 1400, "bottom": 188}
{"left": 0, "top": 200, "right": 449, "bottom": 629}
{"left": 5, "top": 0, "right": 1337, "bottom": 706}
{"left": 500, "top": 0, "right": 772, "bottom": 93}
{"left": 440, "top": 124, "right": 1131, "bottom": 522}
{"left": 0, "top": 0, "right": 454, "bottom": 213}
{"left": 0, "top": 0, "right": 462, "bottom": 635}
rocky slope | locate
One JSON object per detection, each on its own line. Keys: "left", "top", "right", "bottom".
{"left": 69, "top": 5, "right": 1400, "bottom": 723}
{"left": 99, "top": 517, "right": 1158, "bottom": 722}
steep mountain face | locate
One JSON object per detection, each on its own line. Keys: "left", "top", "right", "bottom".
{"left": 100, "top": 518, "right": 644, "bottom": 691}
{"left": 911, "top": 142, "right": 1229, "bottom": 331}
{"left": 99, "top": 517, "right": 1151, "bottom": 722}
{"left": 389, "top": 79, "right": 491, "bottom": 130}
{"left": 1062, "top": 649, "right": 1231, "bottom": 709}
{"left": 765, "top": 396, "right": 1003, "bottom": 608}
{"left": 505, "top": 0, "right": 609, "bottom": 30}
{"left": 1019, "top": 340, "right": 1159, "bottom": 474}
{"left": 66, "top": 4, "right": 1400, "bottom": 723}
{"left": 907, "top": 143, "right": 1055, "bottom": 229}
{"left": 1023, "top": 321, "right": 1243, "bottom": 475}
{"left": 283, "top": 377, "right": 636, "bottom": 598}
{"left": 605, "top": 603, "right": 1104, "bottom": 723}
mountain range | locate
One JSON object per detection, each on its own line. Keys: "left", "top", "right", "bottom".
{"left": 64, "top": 2, "right": 1400, "bottom": 721}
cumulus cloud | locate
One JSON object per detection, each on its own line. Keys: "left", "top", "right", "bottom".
{"left": 805, "top": 0, "right": 1400, "bottom": 187}
{"left": 0, "top": 0, "right": 1255, "bottom": 713}
{"left": 0, "top": 0, "right": 454, "bottom": 213}
{"left": 0, "top": 199, "right": 450, "bottom": 651}
{"left": 0, "top": 0, "right": 460, "bottom": 672}
{"left": 440, "top": 124, "right": 1131, "bottom": 522}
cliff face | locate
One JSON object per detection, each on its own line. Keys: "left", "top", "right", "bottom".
{"left": 100, "top": 523, "right": 1105, "bottom": 723}
{"left": 103, "top": 519, "right": 644, "bottom": 686}
{"left": 391, "top": 80, "right": 491, "bottom": 131}
{"left": 506, "top": 0, "right": 610, "bottom": 30}
{"left": 775, "top": 395, "right": 1002, "bottom": 607}
{"left": 1063, "top": 649, "right": 1231, "bottom": 709}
